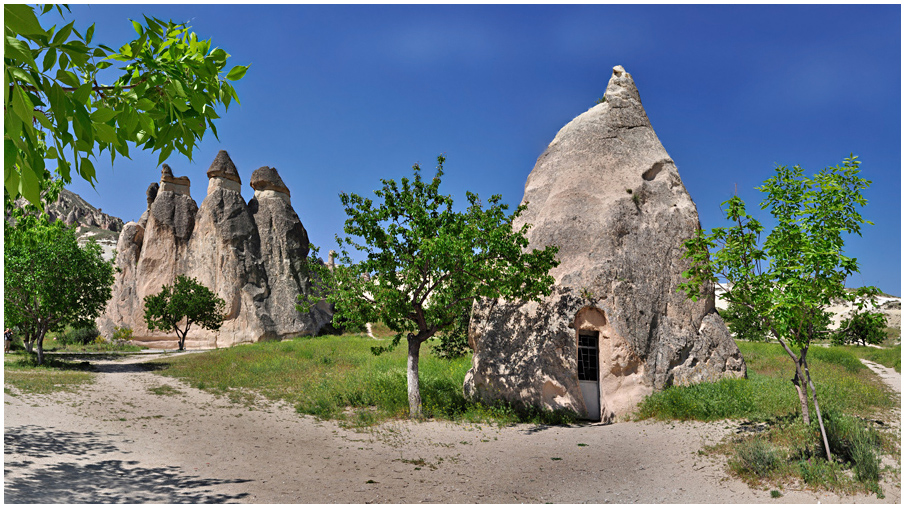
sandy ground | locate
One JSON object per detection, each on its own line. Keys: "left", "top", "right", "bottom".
{"left": 4, "top": 352, "right": 901, "bottom": 504}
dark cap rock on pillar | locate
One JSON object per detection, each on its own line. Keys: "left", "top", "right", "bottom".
{"left": 206, "top": 150, "right": 243, "bottom": 194}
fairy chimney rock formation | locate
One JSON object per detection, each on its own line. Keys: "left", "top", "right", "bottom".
{"left": 250, "top": 166, "right": 291, "bottom": 202}
{"left": 159, "top": 164, "right": 191, "bottom": 195}
{"left": 206, "top": 149, "right": 243, "bottom": 193}
{"left": 98, "top": 151, "right": 334, "bottom": 349}
{"left": 463, "top": 66, "right": 746, "bottom": 423}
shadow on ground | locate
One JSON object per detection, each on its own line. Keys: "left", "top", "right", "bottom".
{"left": 5, "top": 426, "right": 251, "bottom": 503}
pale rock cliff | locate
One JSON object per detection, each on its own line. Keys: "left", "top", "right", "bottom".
{"left": 463, "top": 66, "right": 746, "bottom": 422}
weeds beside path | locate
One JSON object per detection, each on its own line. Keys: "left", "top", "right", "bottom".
{"left": 4, "top": 352, "right": 900, "bottom": 503}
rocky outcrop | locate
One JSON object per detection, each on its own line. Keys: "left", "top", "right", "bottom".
{"left": 98, "top": 151, "right": 334, "bottom": 348}
{"left": 8, "top": 188, "right": 124, "bottom": 261}
{"left": 463, "top": 66, "right": 746, "bottom": 423}
{"left": 249, "top": 166, "right": 335, "bottom": 335}
{"left": 10, "top": 188, "right": 124, "bottom": 232}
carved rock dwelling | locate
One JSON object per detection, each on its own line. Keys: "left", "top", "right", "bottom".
{"left": 463, "top": 66, "right": 746, "bottom": 422}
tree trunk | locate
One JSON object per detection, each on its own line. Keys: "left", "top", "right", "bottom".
{"left": 803, "top": 355, "right": 833, "bottom": 461}
{"left": 789, "top": 354, "right": 811, "bottom": 425}
{"left": 34, "top": 323, "right": 49, "bottom": 365}
{"left": 36, "top": 336, "right": 45, "bottom": 365}
{"left": 406, "top": 334, "right": 422, "bottom": 418}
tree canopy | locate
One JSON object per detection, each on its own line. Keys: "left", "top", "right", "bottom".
{"left": 833, "top": 307, "right": 888, "bottom": 347}
{"left": 4, "top": 212, "right": 114, "bottom": 364}
{"left": 679, "top": 154, "right": 876, "bottom": 461}
{"left": 301, "top": 155, "right": 559, "bottom": 417}
{"left": 4, "top": 4, "right": 248, "bottom": 208}
{"left": 144, "top": 274, "right": 226, "bottom": 351}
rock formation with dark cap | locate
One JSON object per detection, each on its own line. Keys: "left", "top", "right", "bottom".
{"left": 99, "top": 152, "right": 334, "bottom": 348}
{"left": 463, "top": 66, "right": 746, "bottom": 423}
{"left": 249, "top": 165, "right": 334, "bottom": 337}
{"left": 250, "top": 166, "right": 292, "bottom": 197}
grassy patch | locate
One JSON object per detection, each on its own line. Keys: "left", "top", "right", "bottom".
{"left": 637, "top": 340, "right": 896, "bottom": 497}
{"left": 3, "top": 353, "right": 95, "bottom": 394}
{"left": 147, "top": 384, "right": 183, "bottom": 396}
{"left": 637, "top": 342, "right": 894, "bottom": 422}
{"left": 150, "top": 335, "right": 574, "bottom": 426}
{"left": 719, "top": 410, "right": 889, "bottom": 497}
{"left": 845, "top": 345, "right": 901, "bottom": 373}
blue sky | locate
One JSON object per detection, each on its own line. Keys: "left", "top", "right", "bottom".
{"left": 57, "top": 4, "right": 901, "bottom": 295}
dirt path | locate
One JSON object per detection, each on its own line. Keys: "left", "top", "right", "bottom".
{"left": 861, "top": 359, "right": 901, "bottom": 394}
{"left": 4, "top": 353, "right": 900, "bottom": 503}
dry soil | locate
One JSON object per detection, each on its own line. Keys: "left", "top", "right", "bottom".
{"left": 4, "top": 352, "right": 901, "bottom": 503}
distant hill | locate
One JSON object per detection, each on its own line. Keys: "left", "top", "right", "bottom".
{"left": 715, "top": 285, "right": 900, "bottom": 336}
{"left": 10, "top": 188, "right": 122, "bottom": 261}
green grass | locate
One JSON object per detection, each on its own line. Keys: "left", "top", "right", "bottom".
{"left": 147, "top": 384, "right": 183, "bottom": 396}
{"left": 636, "top": 340, "right": 897, "bottom": 497}
{"left": 845, "top": 344, "right": 901, "bottom": 373}
{"left": 39, "top": 334, "right": 145, "bottom": 354}
{"left": 637, "top": 342, "right": 895, "bottom": 422}
{"left": 3, "top": 353, "right": 95, "bottom": 395}
{"left": 149, "top": 335, "right": 574, "bottom": 426}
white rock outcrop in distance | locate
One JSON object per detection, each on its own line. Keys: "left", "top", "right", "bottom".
{"left": 463, "top": 66, "right": 746, "bottom": 423}
{"left": 98, "top": 151, "right": 334, "bottom": 348}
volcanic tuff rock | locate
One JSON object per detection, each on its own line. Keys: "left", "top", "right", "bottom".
{"left": 12, "top": 188, "right": 124, "bottom": 233}
{"left": 463, "top": 66, "right": 746, "bottom": 423}
{"left": 98, "top": 151, "right": 333, "bottom": 348}
{"left": 8, "top": 188, "right": 123, "bottom": 261}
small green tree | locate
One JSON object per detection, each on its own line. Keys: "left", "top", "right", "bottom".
{"left": 833, "top": 309, "right": 887, "bottom": 347}
{"left": 4, "top": 4, "right": 248, "bottom": 209}
{"left": 679, "top": 154, "right": 875, "bottom": 462}
{"left": 4, "top": 212, "right": 114, "bottom": 364}
{"left": 301, "top": 155, "right": 559, "bottom": 418}
{"left": 143, "top": 275, "right": 225, "bottom": 351}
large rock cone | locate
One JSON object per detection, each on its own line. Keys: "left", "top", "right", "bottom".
{"left": 463, "top": 66, "right": 746, "bottom": 423}
{"left": 98, "top": 151, "right": 334, "bottom": 348}
{"left": 248, "top": 165, "right": 335, "bottom": 337}
{"left": 180, "top": 151, "right": 272, "bottom": 348}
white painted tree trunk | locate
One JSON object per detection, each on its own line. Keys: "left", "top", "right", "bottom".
{"left": 407, "top": 336, "right": 422, "bottom": 418}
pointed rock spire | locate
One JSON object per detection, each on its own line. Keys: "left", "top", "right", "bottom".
{"left": 206, "top": 150, "right": 241, "bottom": 184}
{"left": 464, "top": 65, "right": 745, "bottom": 423}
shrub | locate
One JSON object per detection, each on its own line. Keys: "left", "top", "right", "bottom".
{"left": 833, "top": 311, "right": 887, "bottom": 347}
{"left": 721, "top": 301, "right": 770, "bottom": 342}
{"left": 797, "top": 456, "right": 842, "bottom": 487}
{"left": 733, "top": 439, "right": 781, "bottom": 477}
{"left": 111, "top": 326, "right": 134, "bottom": 344}
{"left": 821, "top": 409, "right": 881, "bottom": 484}
{"left": 59, "top": 326, "right": 100, "bottom": 346}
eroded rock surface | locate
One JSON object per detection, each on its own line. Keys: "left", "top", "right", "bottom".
{"left": 98, "top": 151, "right": 333, "bottom": 348}
{"left": 464, "top": 66, "right": 746, "bottom": 422}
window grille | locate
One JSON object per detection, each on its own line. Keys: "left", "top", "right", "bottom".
{"left": 578, "top": 331, "right": 599, "bottom": 381}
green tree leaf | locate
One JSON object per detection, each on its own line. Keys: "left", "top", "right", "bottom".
{"left": 4, "top": 6, "right": 249, "bottom": 211}
{"left": 4, "top": 4, "right": 45, "bottom": 36}
{"left": 225, "top": 64, "right": 249, "bottom": 81}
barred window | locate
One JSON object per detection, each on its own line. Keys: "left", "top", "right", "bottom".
{"left": 578, "top": 331, "right": 599, "bottom": 381}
